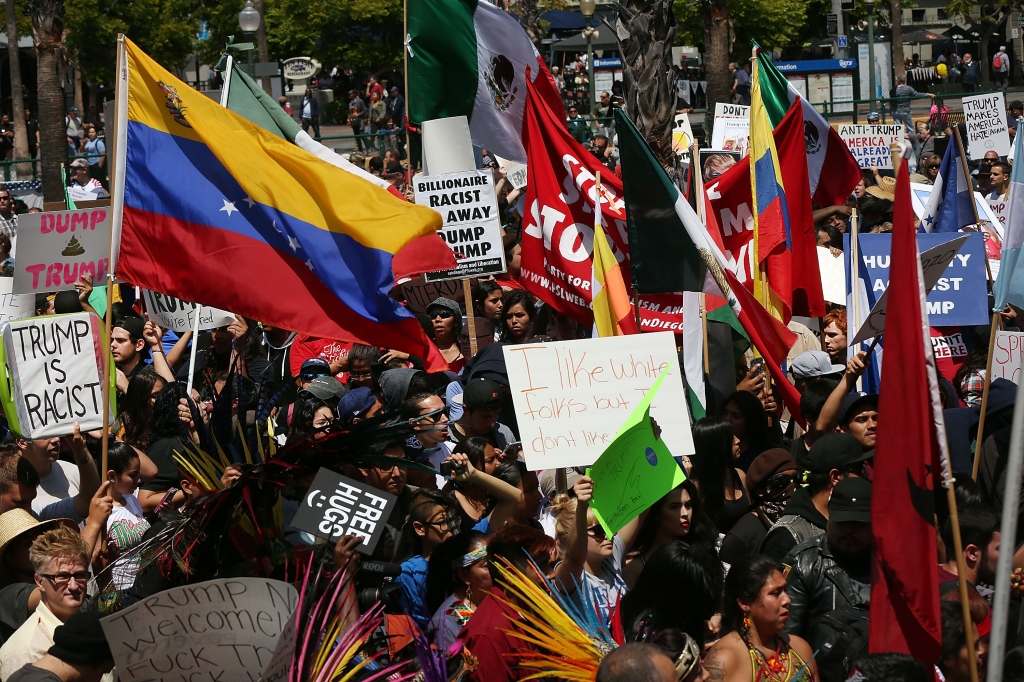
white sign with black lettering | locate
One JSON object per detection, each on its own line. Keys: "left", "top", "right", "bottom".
{"left": 100, "top": 578, "right": 298, "bottom": 682}
{"left": 416, "top": 170, "right": 506, "bottom": 281}
{"left": 0, "top": 312, "right": 110, "bottom": 438}
{"left": 838, "top": 124, "right": 904, "bottom": 169}
{"left": 290, "top": 468, "right": 397, "bottom": 554}
{"left": 963, "top": 92, "right": 1011, "bottom": 159}
{"left": 142, "top": 289, "right": 235, "bottom": 333}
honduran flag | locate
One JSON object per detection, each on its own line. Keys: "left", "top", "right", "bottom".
{"left": 111, "top": 38, "right": 448, "bottom": 370}
{"left": 920, "top": 131, "right": 974, "bottom": 233}
{"left": 407, "top": 0, "right": 563, "bottom": 163}
{"left": 994, "top": 129, "right": 1024, "bottom": 310}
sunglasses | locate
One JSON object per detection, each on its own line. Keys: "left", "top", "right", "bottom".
{"left": 429, "top": 309, "right": 454, "bottom": 319}
{"left": 300, "top": 370, "right": 330, "bottom": 380}
{"left": 587, "top": 523, "right": 608, "bottom": 541}
{"left": 927, "top": 165, "right": 941, "bottom": 170}
{"left": 760, "top": 472, "right": 798, "bottom": 496}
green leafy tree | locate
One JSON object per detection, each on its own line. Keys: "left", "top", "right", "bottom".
{"left": 946, "top": 0, "right": 1020, "bottom": 86}
{"left": 675, "top": 0, "right": 809, "bottom": 56}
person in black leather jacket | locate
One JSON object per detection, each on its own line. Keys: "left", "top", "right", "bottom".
{"left": 782, "top": 478, "right": 873, "bottom": 640}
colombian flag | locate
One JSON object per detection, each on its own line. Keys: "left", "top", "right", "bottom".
{"left": 749, "top": 44, "right": 792, "bottom": 323}
{"left": 110, "top": 38, "right": 447, "bottom": 369}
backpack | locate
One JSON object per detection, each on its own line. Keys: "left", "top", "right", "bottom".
{"left": 994, "top": 53, "right": 1003, "bottom": 70}
{"left": 810, "top": 603, "right": 869, "bottom": 682}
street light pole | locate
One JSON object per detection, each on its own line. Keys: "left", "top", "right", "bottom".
{"left": 580, "top": 0, "right": 597, "bottom": 116}
{"left": 238, "top": 0, "right": 261, "bottom": 72}
{"left": 866, "top": 0, "right": 876, "bottom": 112}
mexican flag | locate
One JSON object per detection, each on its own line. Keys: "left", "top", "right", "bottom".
{"left": 615, "top": 108, "right": 803, "bottom": 423}
{"left": 220, "top": 60, "right": 455, "bottom": 281}
{"left": 407, "top": 0, "right": 563, "bottom": 163}
{"left": 753, "top": 43, "right": 861, "bottom": 208}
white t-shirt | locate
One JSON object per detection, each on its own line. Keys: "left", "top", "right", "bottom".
{"left": 32, "top": 461, "right": 80, "bottom": 518}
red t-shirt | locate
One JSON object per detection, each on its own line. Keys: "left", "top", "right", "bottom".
{"left": 462, "top": 589, "right": 530, "bottom": 682}
{"left": 289, "top": 335, "right": 354, "bottom": 382}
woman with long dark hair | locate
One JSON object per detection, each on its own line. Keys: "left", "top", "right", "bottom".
{"left": 425, "top": 530, "right": 491, "bottom": 645}
{"left": 722, "top": 391, "right": 780, "bottom": 472}
{"left": 425, "top": 298, "right": 466, "bottom": 373}
{"left": 689, "top": 416, "right": 749, "bottom": 534}
{"left": 137, "top": 382, "right": 199, "bottom": 514}
{"left": 499, "top": 290, "right": 537, "bottom": 344}
{"left": 620, "top": 541, "right": 723, "bottom": 649}
{"left": 703, "top": 555, "right": 817, "bottom": 682}
{"left": 621, "top": 479, "right": 717, "bottom": 589}
{"left": 117, "top": 370, "right": 164, "bottom": 451}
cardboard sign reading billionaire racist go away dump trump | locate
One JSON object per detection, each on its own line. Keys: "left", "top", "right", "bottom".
{"left": 0, "top": 312, "right": 113, "bottom": 438}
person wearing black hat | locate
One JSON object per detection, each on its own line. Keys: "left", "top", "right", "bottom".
{"left": 445, "top": 379, "right": 515, "bottom": 454}
{"left": 6, "top": 611, "right": 113, "bottom": 682}
{"left": 719, "top": 449, "right": 798, "bottom": 566}
{"left": 814, "top": 350, "right": 878, "bottom": 452}
{"left": 783, "top": 478, "right": 872, "bottom": 678}
{"left": 762, "top": 434, "right": 869, "bottom": 560}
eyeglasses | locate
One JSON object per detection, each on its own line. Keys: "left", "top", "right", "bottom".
{"left": 425, "top": 514, "right": 462, "bottom": 535}
{"left": 348, "top": 371, "right": 372, "bottom": 380}
{"left": 587, "top": 524, "right": 608, "bottom": 541}
{"left": 40, "top": 571, "right": 89, "bottom": 588}
{"left": 429, "top": 309, "right": 454, "bottom": 319}
{"left": 760, "top": 472, "right": 797, "bottom": 497}
{"left": 927, "top": 165, "right": 941, "bottom": 170}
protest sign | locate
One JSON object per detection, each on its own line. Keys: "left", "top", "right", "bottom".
{"left": 992, "top": 330, "right": 1024, "bottom": 383}
{"left": 142, "top": 289, "right": 235, "bottom": 333}
{"left": 848, "top": 234, "right": 983, "bottom": 344}
{"left": 586, "top": 364, "right": 687, "bottom": 537}
{"left": 987, "top": 193, "right": 1008, "bottom": 234}
{"left": 289, "top": 468, "right": 397, "bottom": 554}
{"left": 415, "top": 170, "right": 506, "bottom": 281}
{"left": 838, "top": 123, "right": 903, "bottom": 169}
{"left": 496, "top": 155, "right": 528, "bottom": 190}
{"left": 101, "top": 577, "right": 298, "bottom": 682}
{"left": 711, "top": 103, "right": 750, "bottom": 155}
{"left": 818, "top": 246, "right": 846, "bottom": 305}
{"left": 12, "top": 208, "right": 111, "bottom": 295}
{"left": 397, "top": 276, "right": 464, "bottom": 314}
{"left": 0, "top": 312, "right": 112, "bottom": 438}
{"left": 0, "top": 278, "right": 34, "bottom": 324}
{"left": 963, "top": 92, "right": 1011, "bottom": 159}
{"left": 503, "top": 331, "right": 694, "bottom": 470}
{"left": 672, "top": 114, "right": 695, "bottom": 155}
{"left": 421, "top": 116, "right": 475, "bottom": 175}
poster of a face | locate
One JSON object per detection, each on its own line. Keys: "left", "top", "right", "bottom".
{"left": 699, "top": 149, "right": 742, "bottom": 181}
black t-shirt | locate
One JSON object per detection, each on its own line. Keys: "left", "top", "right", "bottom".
{"left": 24, "top": 119, "right": 39, "bottom": 152}
{"left": 0, "top": 583, "right": 33, "bottom": 645}
{"left": 142, "top": 436, "right": 192, "bottom": 492}
{"left": 719, "top": 513, "right": 769, "bottom": 565}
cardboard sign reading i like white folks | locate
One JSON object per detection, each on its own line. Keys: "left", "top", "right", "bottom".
{"left": 289, "top": 468, "right": 397, "bottom": 554}
{"left": 415, "top": 170, "right": 506, "bottom": 282}
{"left": 12, "top": 208, "right": 111, "bottom": 294}
{"left": 0, "top": 312, "right": 112, "bottom": 438}
{"left": 141, "top": 289, "right": 235, "bottom": 333}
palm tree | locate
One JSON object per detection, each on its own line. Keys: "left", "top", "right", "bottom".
{"left": 27, "top": 0, "right": 67, "bottom": 202}
{"left": 6, "top": 0, "right": 30, "bottom": 166}
{"left": 702, "top": 0, "right": 731, "bottom": 135}
{"left": 614, "top": 0, "right": 677, "bottom": 169}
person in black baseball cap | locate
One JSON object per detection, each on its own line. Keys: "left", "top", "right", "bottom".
{"left": 446, "top": 378, "right": 516, "bottom": 452}
{"left": 762, "top": 434, "right": 869, "bottom": 560}
{"left": 784, "top": 478, "right": 872, "bottom": 646}
{"left": 7, "top": 611, "right": 113, "bottom": 682}
{"left": 838, "top": 392, "right": 878, "bottom": 452}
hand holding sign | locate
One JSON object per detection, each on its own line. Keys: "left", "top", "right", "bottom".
{"left": 586, "top": 363, "right": 687, "bottom": 537}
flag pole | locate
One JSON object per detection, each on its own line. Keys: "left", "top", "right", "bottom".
{"left": 692, "top": 142, "right": 711, "bottom": 375}
{"left": 950, "top": 127, "right": 993, "bottom": 282}
{"left": 186, "top": 306, "right": 202, "bottom": 396}
{"left": 850, "top": 206, "right": 863, "bottom": 392}
{"left": 463, "top": 279, "right": 477, "bottom": 357}
{"left": 403, "top": 0, "right": 412, "bottom": 173}
{"left": 971, "top": 312, "right": 1002, "bottom": 480}
{"left": 985, "top": 363, "right": 1024, "bottom": 681}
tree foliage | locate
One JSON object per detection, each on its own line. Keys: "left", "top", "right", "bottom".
{"left": 674, "top": 0, "right": 809, "bottom": 56}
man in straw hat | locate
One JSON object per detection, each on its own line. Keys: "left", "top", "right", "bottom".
{"left": 0, "top": 510, "right": 79, "bottom": 644}
{"left": 0, "top": 526, "right": 91, "bottom": 679}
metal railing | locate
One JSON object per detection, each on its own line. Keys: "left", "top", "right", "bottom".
{"left": 0, "top": 153, "right": 100, "bottom": 183}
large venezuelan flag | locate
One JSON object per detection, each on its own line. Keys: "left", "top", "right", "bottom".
{"left": 749, "top": 45, "right": 792, "bottom": 323}
{"left": 111, "top": 38, "right": 447, "bottom": 369}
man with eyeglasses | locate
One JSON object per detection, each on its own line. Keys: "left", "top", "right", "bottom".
{"left": 762, "top": 434, "right": 869, "bottom": 561}
{"left": 0, "top": 526, "right": 88, "bottom": 679}
{"left": 445, "top": 379, "right": 515, "bottom": 457}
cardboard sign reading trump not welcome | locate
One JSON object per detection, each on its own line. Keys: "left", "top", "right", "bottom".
{"left": 0, "top": 312, "right": 114, "bottom": 438}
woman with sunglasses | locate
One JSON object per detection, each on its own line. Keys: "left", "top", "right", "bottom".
{"left": 444, "top": 442, "right": 524, "bottom": 534}
{"left": 703, "top": 554, "right": 816, "bottom": 682}
{"left": 396, "top": 489, "right": 460, "bottom": 630}
{"left": 550, "top": 475, "right": 638, "bottom": 626}
{"left": 425, "top": 298, "right": 465, "bottom": 374}
{"left": 622, "top": 479, "right": 716, "bottom": 590}
{"left": 425, "top": 530, "right": 491, "bottom": 646}
{"left": 719, "top": 450, "right": 799, "bottom": 567}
